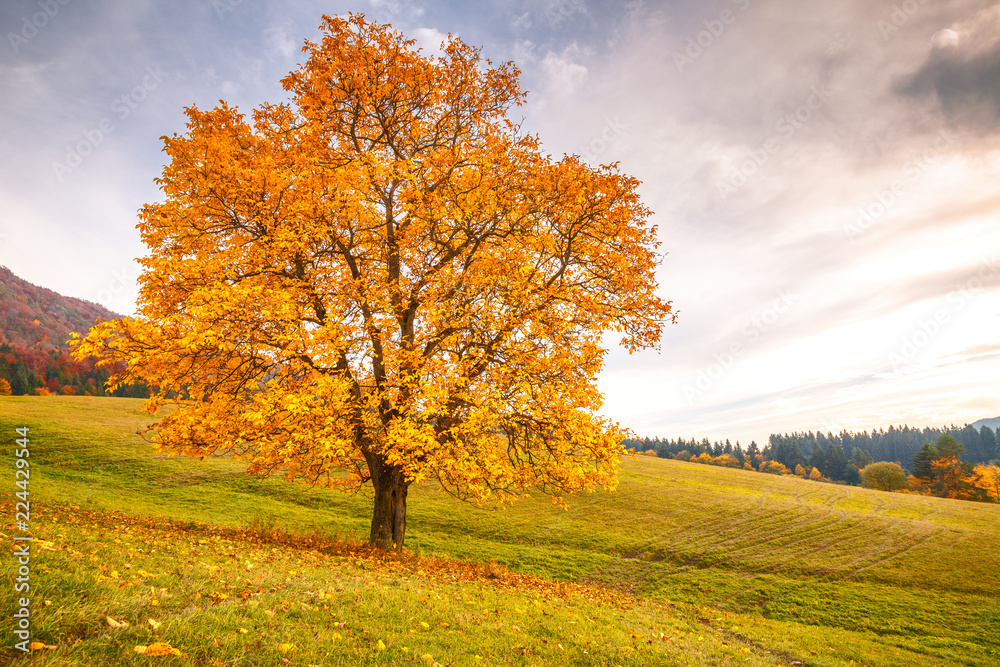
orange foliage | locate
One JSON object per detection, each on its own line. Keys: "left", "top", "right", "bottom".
{"left": 71, "top": 15, "right": 673, "bottom": 549}
{"left": 759, "top": 461, "right": 790, "bottom": 475}
{"left": 971, "top": 464, "right": 1000, "bottom": 502}
{"left": 929, "top": 456, "right": 977, "bottom": 500}
{"left": 714, "top": 454, "right": 741, "bottom": 469}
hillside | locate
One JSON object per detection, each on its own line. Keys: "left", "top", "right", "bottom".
{"left": 0, "top": 267, "right": 145, "bottom": 396}
{"left": 971, "top": 416, "right": 1000, "bottom": 432}
{"left": 0, "top": 266, "right": 119, "bottom": 350}
{"left": 2, "top": 396, "right": 998, "bottom": 666}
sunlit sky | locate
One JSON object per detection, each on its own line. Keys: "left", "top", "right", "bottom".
{"left": 2, "top": 0, "right": 999, "bottom": 445}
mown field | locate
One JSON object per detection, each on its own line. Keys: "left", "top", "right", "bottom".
{"left": 2, "top": 396, "right": 999, "bottom": 666}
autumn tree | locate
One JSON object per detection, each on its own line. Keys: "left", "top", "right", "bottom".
{"left": 71, "top": 15, "right": 673, "bottom": 549}
{"left": 971, "top": 464, "right": 1000, "bottom": 502}
{"left": 859, "top": 462, "right": 908, "bottom": 492}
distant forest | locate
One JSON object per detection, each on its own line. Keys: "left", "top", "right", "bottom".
{"left": 625, "top": 422, "right": 999, "bottom": 484}
{"left": 0, "top": 265, "right": 148, "bottom": 397}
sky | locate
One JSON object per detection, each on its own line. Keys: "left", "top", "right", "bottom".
{"left": 2, "top": 0, "right": 999, "bottom": 446}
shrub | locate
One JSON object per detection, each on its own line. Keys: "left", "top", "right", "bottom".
{"left": 759, "top": 460, "right": 790, "bottom": 475}
{"left": 859, "top": 462, "right": 908, "bottom": 491}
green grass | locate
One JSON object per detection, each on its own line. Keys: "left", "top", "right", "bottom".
{"left": 2, "top": 396, "right": 999, "bottom": 665}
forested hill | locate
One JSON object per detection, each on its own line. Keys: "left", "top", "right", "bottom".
{"left": 0, "top": 265, "right": 119, "bottom": 349}
{"left": 627, "top": 419, "right": 999, "bottom": 483}
{"left": 0, "top": 266, "right": 145, "bottom": 396}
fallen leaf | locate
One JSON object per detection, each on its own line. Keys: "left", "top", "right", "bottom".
{"left": 29, "top": 641, "right": 56, "bottom": 650}
{"left": 106, "top": 616, "right": 129, "bottom": 629}
{"left": 145, "top": 642, "right": 181, "bottom": 656}
{"left": 278, "top": 643, "right": 296, "bottom": 654}
{"left": 237, "top": 627, "right": 248, "bottom": 634}
{"left": 377, "top": 640, "right": 386, "bottom": 651}
{"left": 147, "top": 618, "right": 162, "bottom": 630}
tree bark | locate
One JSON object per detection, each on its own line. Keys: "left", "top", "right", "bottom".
{"left": 368, "top": 460, "right": 409, "bottom": 550}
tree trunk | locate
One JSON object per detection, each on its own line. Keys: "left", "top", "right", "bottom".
{"left": 369, "top": 461, "right": 409, "bottom": 550}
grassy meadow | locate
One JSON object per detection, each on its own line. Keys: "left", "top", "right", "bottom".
{"left": 2, "top": 396, "right": 999, "bottom": 666}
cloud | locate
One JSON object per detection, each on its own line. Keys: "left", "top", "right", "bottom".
{"left": 412, "top": 27, "right": 448, "bottom": 57}
{"left": 264, "top": 25, "right": 297, "bottom": 60}
{"left": 897, "top": 5, "right": 1000, "bottom": 134}
{"left": 540, "top": 43, "right": 587, "bottom": 95}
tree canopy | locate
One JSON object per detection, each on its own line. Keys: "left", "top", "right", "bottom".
{"left": 72, "top": 15, "right": 673, "bottom": 549}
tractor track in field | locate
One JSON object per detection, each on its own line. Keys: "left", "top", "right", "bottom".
{"left": 919, "top": 498, "right": 941, "bottom": 522}
{"left": 714, "top": 508, "right": 851, "bottom": 574}
{"left": 675, "top": 488, "right": 818, "bottom": 550}
{"left": 811, "top": 516, "right": 936, "bottom": 579}
{"left": 679, "top": 494, "right": 816, "bottom": 566}
{"left": 843, "top": 525, "right": 948, "bottom": 578}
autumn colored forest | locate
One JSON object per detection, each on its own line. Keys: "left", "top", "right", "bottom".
{"left": 0, "top": 266, "right": 147, "bottom": 398}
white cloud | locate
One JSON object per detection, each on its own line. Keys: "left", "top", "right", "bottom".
{"left": 264, "top": 25, "right": 297, "bottom": 60}
{"left": 412, "top": 27, "right": 448, "bottom": 57}
{"left": 540, "top": 44, "right": 588, "bottom": 96}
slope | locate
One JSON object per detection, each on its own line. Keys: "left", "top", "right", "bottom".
{"left": 2, "top": 396, "right": 998, "bottom": 666}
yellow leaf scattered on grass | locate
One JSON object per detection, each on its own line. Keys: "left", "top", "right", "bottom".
{"left": 237, "top": 627, "right": 248, "bottom": 634}
{"left": 278, "top": 643, "right": 296, "bottom": 654}
{"left": 140, "top": 642, "right": 181, "bottom": 656}
{"left": 421, "top": 654, "right": 434, "bottom": 664}
{"left": 29, "top": 641, "right": 56, "bottom": 650}
{"left": 147, "top": 619, "right": 162, "bottom": 630}
{"left": 377, "top": 640, "right": 386, "bottom": 651}
{"left": 106, "top": 616, "right": 129, "bottom": 629}
{"left": 420, "top": 621, "right": 430, "bottom": 629}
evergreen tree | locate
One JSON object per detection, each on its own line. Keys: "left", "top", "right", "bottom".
{"left": 826, "top": 442, "right": 849, "bottom": 481}
{"left": 936, "top": 433, "right": 963, "bottom": 459}
{"left": 851, "top": 447, "right": 874, "bottom": 469}
{"left": 912, "top": 442, "right": 939, "bottom": 480}
{"left": 980, "top": 426, "right": 997, "bottom": 461}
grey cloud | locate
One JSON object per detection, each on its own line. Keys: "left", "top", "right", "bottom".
{"left": 896, "top": 6, "right": 1000, "bottom": 134}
